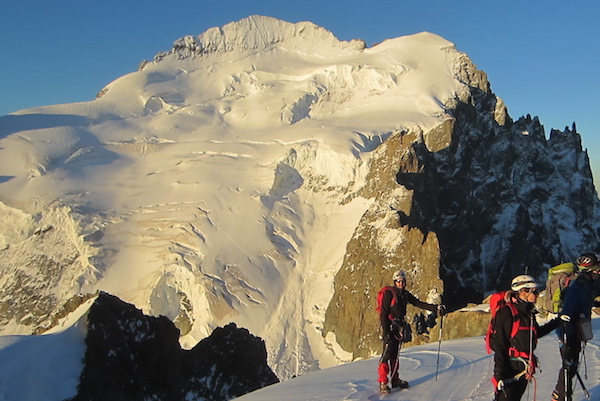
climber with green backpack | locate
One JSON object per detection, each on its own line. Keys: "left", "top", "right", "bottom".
{"left": 551, "top": 252, "right": 600, "bottom": 401}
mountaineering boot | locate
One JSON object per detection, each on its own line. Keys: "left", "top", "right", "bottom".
{"left": 391, "top": 378, "right": 409, "bottom": 389}
{"left": 379, "top": 382, "right": 391, "bottom": 394}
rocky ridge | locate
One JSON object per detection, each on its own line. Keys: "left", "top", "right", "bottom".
{"left": 68, "top": 292, "right": 278, "bottom": 401}
{"left": 324, "top": 64, "right": 600, "bottom": 358}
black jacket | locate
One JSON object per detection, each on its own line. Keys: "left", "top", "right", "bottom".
{"left": 490, "top": 298, "right": 559, "bottom": 380}
{"left": 379, "top": 286, "right": 437, "bottom": 337}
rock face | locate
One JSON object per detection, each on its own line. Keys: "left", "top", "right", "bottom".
{"left": 68, "top": 293, "right": 278, "bottom": 401}
{"left": 324, "top": 81, "right": 600, "bottom": 358}
{"left": 0, "top": 205, "right": 103, "bottom": 335}
{"left": 323, "top": 130, "right": 445, "bottom": 358}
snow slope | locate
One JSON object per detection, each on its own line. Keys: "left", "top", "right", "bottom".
{"left": 236, "top": 321, "right": 600, "bottom": 401}
{"left": 0, "top": 16, "right": 472, "bottom": 378}
{"left": 0, "top": 298, "right": 93, "bottom": 401}
{"left": 1, "top": 313, "right": 598, "bottom": 401}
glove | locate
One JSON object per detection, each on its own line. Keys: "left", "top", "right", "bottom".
{"left": 437, "top": 304, "right": 447, "bottom": 316}
{"left": 497, "top": 380, "right": 505, "bottom": 392}
{"left": 560, "top": 314, "right": 571, "bottom": 322}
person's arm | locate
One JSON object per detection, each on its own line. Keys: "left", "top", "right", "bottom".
{"left": 559, "top": 282, "right": 581, "bottom": 337}
{"left": 380, "top": 289, "right": 394, "bottom": 340}
{"left": 406, "top": 291, "right": 438, "bottom": 313}
{"left": 490, "top": 307, "right": 512, "bottom": 383}
{"left": 537, "top": 316, "right": 560, "bottom": 338}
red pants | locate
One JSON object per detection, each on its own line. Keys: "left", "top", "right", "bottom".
{"left": 378, "top": 359, "right": 400, "bottom": 384}
{"left": 379, "top": 336, "right": 401, "bottom": 384}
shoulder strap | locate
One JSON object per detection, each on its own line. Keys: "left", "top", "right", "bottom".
{"left": 506, "top": 303, "right": 520, "bottom": 339}
{"left": 377, "top": 286, "right": 398, "bottom": 311}
{"left": 388, "top": 286, "right": 399, "bottom": 307}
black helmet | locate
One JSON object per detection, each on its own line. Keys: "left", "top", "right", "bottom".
{"left": 576, "top": 252, "right": 599, "bottom": 270}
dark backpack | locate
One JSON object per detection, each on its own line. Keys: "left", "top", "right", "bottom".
{"left": 485, "top": 291, "right": 519, "bottom": 354}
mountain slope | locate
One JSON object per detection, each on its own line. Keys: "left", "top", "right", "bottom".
{"left": 1, "top": 15, "right": 599, "bottom": 380}
{"left": 209, "top": 318, "right": 600, "bottom": 401}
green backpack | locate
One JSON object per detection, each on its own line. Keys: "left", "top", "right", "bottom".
{"left": 541, "top": 262, "right": 578, "bottom": 314}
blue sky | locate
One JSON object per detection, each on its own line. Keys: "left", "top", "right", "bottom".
{"left": 2, "top": 0, "right": 599, "bottom": 183}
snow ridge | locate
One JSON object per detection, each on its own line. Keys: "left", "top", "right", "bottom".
{"left": 155, "top": 15, "right": 366, "bottom": 61}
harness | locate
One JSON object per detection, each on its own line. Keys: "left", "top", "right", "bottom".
{"left": 491, "top": 303, "right": 539, "bottom": 396}
{"left": 507, "top": 306, "right": 538, "bottom": 380}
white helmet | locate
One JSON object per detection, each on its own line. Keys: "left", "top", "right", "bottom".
{"left": 511, "top": 274, "right": 538, "bottom": 291}
{"left": 392, "top": 270, "right": 406, "bottom": 281}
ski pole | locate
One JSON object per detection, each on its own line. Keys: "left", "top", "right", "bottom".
{"left": 435, "top": 313, "right": 444, "bottom": 381}
{"left": 582, "top": 344, "right": 587, "bottom": 379}
{"left": 561, "top": 324, "right": 569, "bottom": 401}
{"left": 575, "top": 371, "right": 590, "bottom": 398}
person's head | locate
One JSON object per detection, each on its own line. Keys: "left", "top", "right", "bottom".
{"left": 392, "top": 270, "right": 407, "bottom": 288}
{"left": 576, "top": 252, "right": 600, "bottom": 279}
{"left": 511, "top": 274, "right": 539, "bottom": 303}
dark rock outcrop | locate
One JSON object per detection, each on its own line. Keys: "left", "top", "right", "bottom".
{"left": 68, "top": 292, "right": 278, "bottom": 401}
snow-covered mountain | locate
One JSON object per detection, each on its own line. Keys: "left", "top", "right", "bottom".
{"left": 1, "top": 15, "right": 599, "bottom": 381}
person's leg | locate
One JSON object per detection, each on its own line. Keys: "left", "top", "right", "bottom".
{"left": 553, "top": 340, "right": 580, "bottom": 401}
{"left": 565, "top": 341, "right": 581, "bottom": 401}
{"left": 377, "top": 359, "right": 390, "bottom": 384}
{"left": 495, "top": 378, "right": 527, "bottom": 401}
{"left": 378, "top": 338, "right": 399, "bottom": 386}
{"left": 390, "top": 346, "right": 408, "bottom": 389}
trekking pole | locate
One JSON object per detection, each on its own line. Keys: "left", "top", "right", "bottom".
{"left": 435, "top": 313, "right": 444, "bottom": 381}
{"left": 561, "top": 324, "right": 569, "bottom": 401}
{"left": 581, "top": 344, "right": 587, "bottom": 379}
{"left": 575, "top": 371, "right": 590, "bottom": 398}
